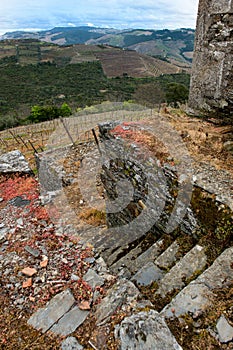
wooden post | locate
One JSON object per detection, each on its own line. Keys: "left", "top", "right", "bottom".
{"left": 9, "top": 130, "right": 20, "bottom": 144}
{"left": 92, "top": 128, "right": 102, "bottom": 155}
{"left": 59, "top": 116, "right": 75, "bottom": 146}
{"left": 17, "top": 134, "right": 29, "bottom": 149}
{"left": 28, "top": 139, "right": 38, "bottom": 154}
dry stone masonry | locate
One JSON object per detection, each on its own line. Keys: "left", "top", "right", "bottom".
{"left": 1, "top": 113, "right": 232, "bottom": 348}
{"left": 189, "top": 0, "right": 233, "bottom": 120}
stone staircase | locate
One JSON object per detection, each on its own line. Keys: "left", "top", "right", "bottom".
{"left": 92, "top": 223, "right": 232, "bottom": 313}
{"left": 29, "top": 120, "right": 233, "bottom": 349}
{"left": 85, "top": 227, "right": 232, "bottom": 349}
{"left": 162, "top": 246, "right": 233, "bottom": 317}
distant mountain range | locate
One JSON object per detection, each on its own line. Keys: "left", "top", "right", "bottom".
{"left": 0, "top": 26, "right": 195, "bottom": 66}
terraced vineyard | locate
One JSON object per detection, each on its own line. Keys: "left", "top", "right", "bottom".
{"left": 0, "top": 106, "right": 152, "bottom": 168}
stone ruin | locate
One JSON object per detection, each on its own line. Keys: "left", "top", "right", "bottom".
{"left": 188, "top": 0, "right": 233, "bottom": 121}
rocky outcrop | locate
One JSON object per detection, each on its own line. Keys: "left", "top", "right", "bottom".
{"left": 188, "top": 0, "right": 233, "bottom": 120}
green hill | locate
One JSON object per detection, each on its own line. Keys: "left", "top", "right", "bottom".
{"left": 0, "top": 27, "right": 195, "bottom": 66}
{"left": 0, "top": 39, "right": 190, "bottom": 130}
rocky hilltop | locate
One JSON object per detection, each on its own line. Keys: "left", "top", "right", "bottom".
{"left": 0, "top": 108, "right": 233, "bottom": 349}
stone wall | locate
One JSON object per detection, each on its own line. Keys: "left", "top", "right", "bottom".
{"left": 98, "top": 122, "right": 198, "bottom": 253}
{"left": 188, "top": 0, "right": 233, "bottom": 120}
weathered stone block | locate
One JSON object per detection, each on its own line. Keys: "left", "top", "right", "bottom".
{"left": 96, "top": 279, "right": 139, "bottom": 324}
{"left": 83, "top": 268, "right": 105, "bottom": 289}
{"left": 115, "top": 310, "right": 183, "bottom": 350}
{"left": 216, "top": 315, "right": 233, "bottom": 343}
{"left": 156, "top": 245, "right": 207, "bottom": 297}
{"left": 162, "top": 247, "right": 233, "bottom": 317}
{"left": 61, "top": 337, "right": 83, "bottom": 350}
{"left": 131, "top": 262, "right": 165, "bottom": 286}
{"left": 155, "top": 241, "right": 179, "bottom": 270}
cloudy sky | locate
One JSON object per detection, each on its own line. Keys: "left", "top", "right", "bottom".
{"left": 0, "top": 0, "right": 199, "bottom": 35}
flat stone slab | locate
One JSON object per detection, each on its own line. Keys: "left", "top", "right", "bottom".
{"left": 110, "top": 239, "right": 164, "bottom": 275}
{"left": 131, "top": 262, "right": 165, "bottom": 286}
{"left": 83, "top": 268, "right": 105, "bottom": 289}
{"left": 156, "top": 245, "right": 207, "bottom": 297}
{"left": 162, "top": 247, "right": 233, "bottom": 318}
{"left": 28, "top": 289, "right": 75, "bottom": 332}
{"left": 155, "top": 241, "right": 179, "bottom": 270}
{"left": 195, "top": 247, "right": 233, "bottom": 290}
{"left": 110, "top": 243, "right": 145, "bottom": 275}
{"left": 61, "top": 337, "right": 83, "bottom": 350}
{"left": 50, "top": 306, "right": 89, "bottom": 336}
{"left": 24, "top": 245, "right": 40, "bottom": 257}
{"left": 216, "top": 315, "right": 233, "bottom": 343}
{"left": 96, "top": 279, "right": 139, "bottom": 324}
{"left": 133, "top": 239, "right": 164, "bottom": 273}
{"left": 162, "top": 283, "right": 212, "bottom": 318}
{"left": 0, "top": 150, "right": 31, "bottom": 173}
{"left": 8, "top": 196, "right": 30, "bottom": 207}
{"left": 115, "top": 310, "right": 183, "bottom": 350}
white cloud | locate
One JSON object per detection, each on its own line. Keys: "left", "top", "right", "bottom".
{"left": 0, "top": 0, "right": 199, "bottom": 33}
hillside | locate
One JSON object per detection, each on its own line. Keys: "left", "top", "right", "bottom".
{"left": 0, "top": 38, "right": 191, "bottom": 130}
{"left": 0, "top": 26, "right": 194, "bottom": 67}
{"left": 0, "top": 40, "right": 188, "bottom": 76}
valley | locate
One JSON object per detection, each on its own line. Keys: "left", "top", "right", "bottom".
{"left": 0, "top": 39, "right": 190, "bottom": 130}
{"left": 0, "top": 26, "right": 194, "bottom": 66}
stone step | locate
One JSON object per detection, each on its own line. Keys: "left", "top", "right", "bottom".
{"left": 132, "top": 239, "right": 165, "bottom": 274}
{"left": 77, "top": 226, "right": 107, "bottom": 247}
{"left": 156, "top": 244, "right": 207, "bottom": 297}
{"left": 131, "top": 261, "right": 165, "bottom": 286}
{"left": 154, "top": 240, "right": 180, "bottom": 270}
{"left": 161, "top": 247, "right": 233, "bottom": 318}
{"left": 110, "top": 239, "right": 164, "bottom": 275}
{"left": 131, "top": 240, "right": 180, "bottom": 287}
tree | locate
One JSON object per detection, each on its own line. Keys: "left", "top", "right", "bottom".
{"left": 60, "top": 103, "right": 72, "bottom": 117}
{"left": 28, "top": 105, "right": 60, "bottom": 123}
{"left": 28, "top": 103, "right": 72, "bottom": 124}
{"left": 133, "top": 83, "right": 165, "bottom": 111}
{"left": 165, "top": 83, "right": 189, "bottom": 107}
{"left": 0, "top": 114, "right": 19, "bottom": 131}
